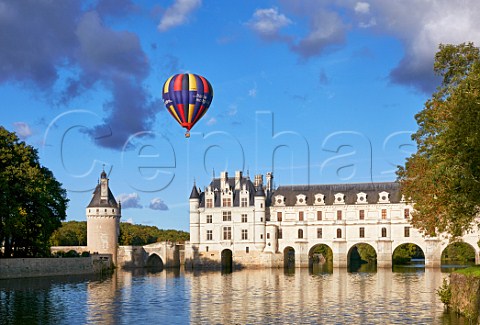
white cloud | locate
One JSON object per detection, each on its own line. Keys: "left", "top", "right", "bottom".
{"left": 359, "top": 17, "right": 376, "bottom": 28}
{"left": 125, "top": 218, "right": 134, "bottom": 224}
{"left": 355, "top": 2, "right": 370, "bottom": 14}
{"left": 247, "top": 7, "right": 292, "bottom": 39}
{"left": 369, "top": 0, "right": 480, "bottom": 92}
{"left": 118, "top": 193, "right": 142, "bottom": 209}
{"left": 206, "top": 117, "right": 217, "bottom": 126}
{"left": 13, "top": 122, "right": 32, "bottom": 139}
{"left": 158, "top": 0, "right": 201, "bottom": 32}
{"left": 149, "top": 198, "right": 169, "bottom": 211}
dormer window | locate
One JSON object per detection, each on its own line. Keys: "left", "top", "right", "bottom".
{"left": 334, "top": 193, "right": 345, "bottom": 204}
{"left": 296, "top": 194, "right": 307, "bottom": 206}
{"left": 314, "top": 194, "right": 325, "bottom": 205}
{"left": 378, "top": 191, "right": 390, "bottom": 203}
{"left": 274, "top": 195, "right": 285, "bottom": 206}
{"left": 356, "top": 192, "right": 368, "bottom": 204}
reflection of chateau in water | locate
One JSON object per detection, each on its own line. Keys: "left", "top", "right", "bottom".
{"left": 0, "top": 268, "right": 455, "bottom": 324}
{"left": 185, "top": 171, "right": 480, "bottom": 269}
{"left": 187, "top": 268, "right": 447, "bottom": 324}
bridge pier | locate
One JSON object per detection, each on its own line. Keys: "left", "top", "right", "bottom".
{"left": 333, "top": 240, "right": 347, "bottom": 268}
{"left": 377, "top": 239, "right": 393, "bottom": 268}
{"left": 424, "top": 238, "right": 442, "bottom": 267}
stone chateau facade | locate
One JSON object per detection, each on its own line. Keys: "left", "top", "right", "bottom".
{"left": 184, "top": 171, "right": 480, "bottom": 269}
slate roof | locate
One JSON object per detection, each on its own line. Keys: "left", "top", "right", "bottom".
{"left": 271, "top": 182, "right": 401, "bottom": 206}
{"left": 87, "top": 184, "right": 119, "bottom": 208}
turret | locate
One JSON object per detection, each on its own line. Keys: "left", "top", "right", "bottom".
{"left": 86, "top": 170, "right": 121, "bottom": 266}
{"left": 189, "top": 181, "right": 201, "bottom": 245}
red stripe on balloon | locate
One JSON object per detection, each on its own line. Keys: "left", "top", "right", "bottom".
{"left": 173, "top": 74, "right": 183, "bottom": 91}
{"left": 177, "top": 104, "right": 186, "bottom": 122}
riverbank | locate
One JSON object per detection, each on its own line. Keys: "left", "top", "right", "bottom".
{"left": 449, "top": 266, "right": 480, "bottom": 322}
{"left": 0, "top": 254, "right": 112, "bottom": 279}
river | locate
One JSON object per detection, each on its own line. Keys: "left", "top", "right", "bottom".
{"left": 0, "top": 265, "right": 469, "bottom": 324}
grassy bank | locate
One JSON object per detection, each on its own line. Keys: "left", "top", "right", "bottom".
{"left": 455, "top": 265, "right": 480, "bottom": 277}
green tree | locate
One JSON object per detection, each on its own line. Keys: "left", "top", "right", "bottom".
{"left": 397, "top": 42, "right": 480, "bottom": 236}
{"left": 50, "top": 221, "right": 87, "bottom": 246}
{"left": 0, "top": 127, "right": 68, "bottom": 257}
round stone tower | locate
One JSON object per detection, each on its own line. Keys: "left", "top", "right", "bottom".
{"left": 86, "top": 170, "right": 121, "bottom": 265}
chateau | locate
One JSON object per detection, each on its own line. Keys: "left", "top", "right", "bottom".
{"left": 76, "top": 170, "right": 479, "bottom": 270}
{"left": 184, "top": 171, "right": 480, "bottom": 269}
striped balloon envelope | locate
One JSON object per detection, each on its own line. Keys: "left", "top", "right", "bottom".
{"left": 162, "top": 73, "right": 213, "bottom": 137}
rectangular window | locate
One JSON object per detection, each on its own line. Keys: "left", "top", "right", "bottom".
{"left": 337, "top": 210, "right": 342, "bottom": 220}
{"left": 299, "top": 211, "right": 304, "bottom": 221}
{"left": 206, "top": 230, "right": 212, "bottom": 241}
{"left": 317, "top": 228, "right": 322, "bottom": 239}
{"left": 241, "top": 214, "right": 248, "bottom": 223}
{"left": 241, "top": 197, "right": 248, "bottom": 207}
{"left": 223, "top": 227, "right": 232, "bottom": 240}
{"left": 404, "top": 227, "right": 410, "bottom": 237}
{"left": 266, "top": 233, "right": 270, "bottom": 239}
{"left": 277, "top": 211, "right": 282, "bottom": 222}
{"left": 278, "top": 229, "right": 282, "bottom": 239}
{"left": 206, "top": 215, "right": 212, "bottom": 223}
{"left": 206, "top": 198, "right": 213, "bottom": 208}
{"left": 223, "top": 211, "right": 232, "bottom": 221}
{"left": 359, "top": 227, "right": 365, "bottom": 238}
{"left": 359, "top": 210, "right": 365, "bottom": 220}
{"left": 246, "top": 247, "right": 249, "bottom": 253}
{"left": 404, "top": 208, "right": 410, "bottom": 219}
{"left": 381, "top": 209, "right": 387, "bottom": 219}
{"left": 223, "top": 197, "right": 231, "bottom": 207}
{"left": 317, "top": 211, "right": 322, "bottom": 221}
{"left": 241, "top": 229, "right": 248, "bottom": 240}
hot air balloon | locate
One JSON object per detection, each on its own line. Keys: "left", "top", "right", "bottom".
{"left": 162, "top": 73, "right": 213, "bottom": 137}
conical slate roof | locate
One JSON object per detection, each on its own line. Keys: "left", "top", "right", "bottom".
{"left": 87, "top": 184, "right": 118, "bottom": 208}
{"left": 190, "top": 184, "right": 200, "bottom": 199}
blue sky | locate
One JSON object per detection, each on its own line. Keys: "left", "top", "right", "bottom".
{"left": 1, "top": 0, "right": 479, "bottom": 231}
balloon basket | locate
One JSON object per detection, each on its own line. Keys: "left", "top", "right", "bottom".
{"left": 185, "top": 131, "right": 190, "bottom": 138}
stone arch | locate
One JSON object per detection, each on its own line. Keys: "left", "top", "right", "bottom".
{"left": 392, "top": 243, "right": 425, "bottom": 266}
{"left": 441, "top": 241, "right": 476, "bottom": 265}
{"left": 221, "top": 249, "right": 233, "bottom": 273}
{"left": 308, "top": 244, "right": 333, "bottom": 273}
{"left": 284, "top": 246, "right": 295, "bottom": 269}
{"left": 146, "top": 253, "right": 164, "bottom": 270}
{"left": 347, "top": 243, "right": 377, "bottom": 272}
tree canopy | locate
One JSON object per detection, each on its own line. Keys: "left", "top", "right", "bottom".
{"left": 0, "top": 127, "right": 68, "bottom": 257}
{"left": 397, "top": 43, "right": 480, "bottom": 236}
{"left": 50, "top": 220, "right": 189, "bottom": 246}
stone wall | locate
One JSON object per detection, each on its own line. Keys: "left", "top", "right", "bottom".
{"left": 450, "top": 272, "right": 480, "bottom": 321}
{"left": 0, "top": 255, "right": 112, "bottom": 279}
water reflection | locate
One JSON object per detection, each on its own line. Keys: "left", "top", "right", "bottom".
{"left": 0, "top": 267, "right": 470, "bottom": 324}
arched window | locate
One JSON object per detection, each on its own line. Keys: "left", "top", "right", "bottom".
{"left": 298, "top": 229, "right": 303, "bottom": 239}
{"left": 381, "top": 227, "right": 387, "bottom": 237}
{"left": 336, "top": 228, "right": 342, "bottom": 238}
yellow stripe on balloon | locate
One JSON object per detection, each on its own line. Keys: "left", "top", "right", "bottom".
{"left": 188, "top": 74, "right": 197, "bottom": 91}
{"left": 169, "top": 105, "right": 181, "bottom": 123}
{"left": 164, "top": 75, "right": 174, "bottom": 93}
{"left": 188, "top": 104, "right": 195, "bottom": 122}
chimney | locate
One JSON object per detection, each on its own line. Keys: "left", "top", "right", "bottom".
{"left": 266, "top": 172, "right": 273, "bottom": 192}
{"left": 254, "top": 174, "right": 263, "bottom": 188}
{"left": 221, "top": 171, "right": 228, "bottom": 190}
{"left": 235, "top": 171, "right": 242, "bottom": 190}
